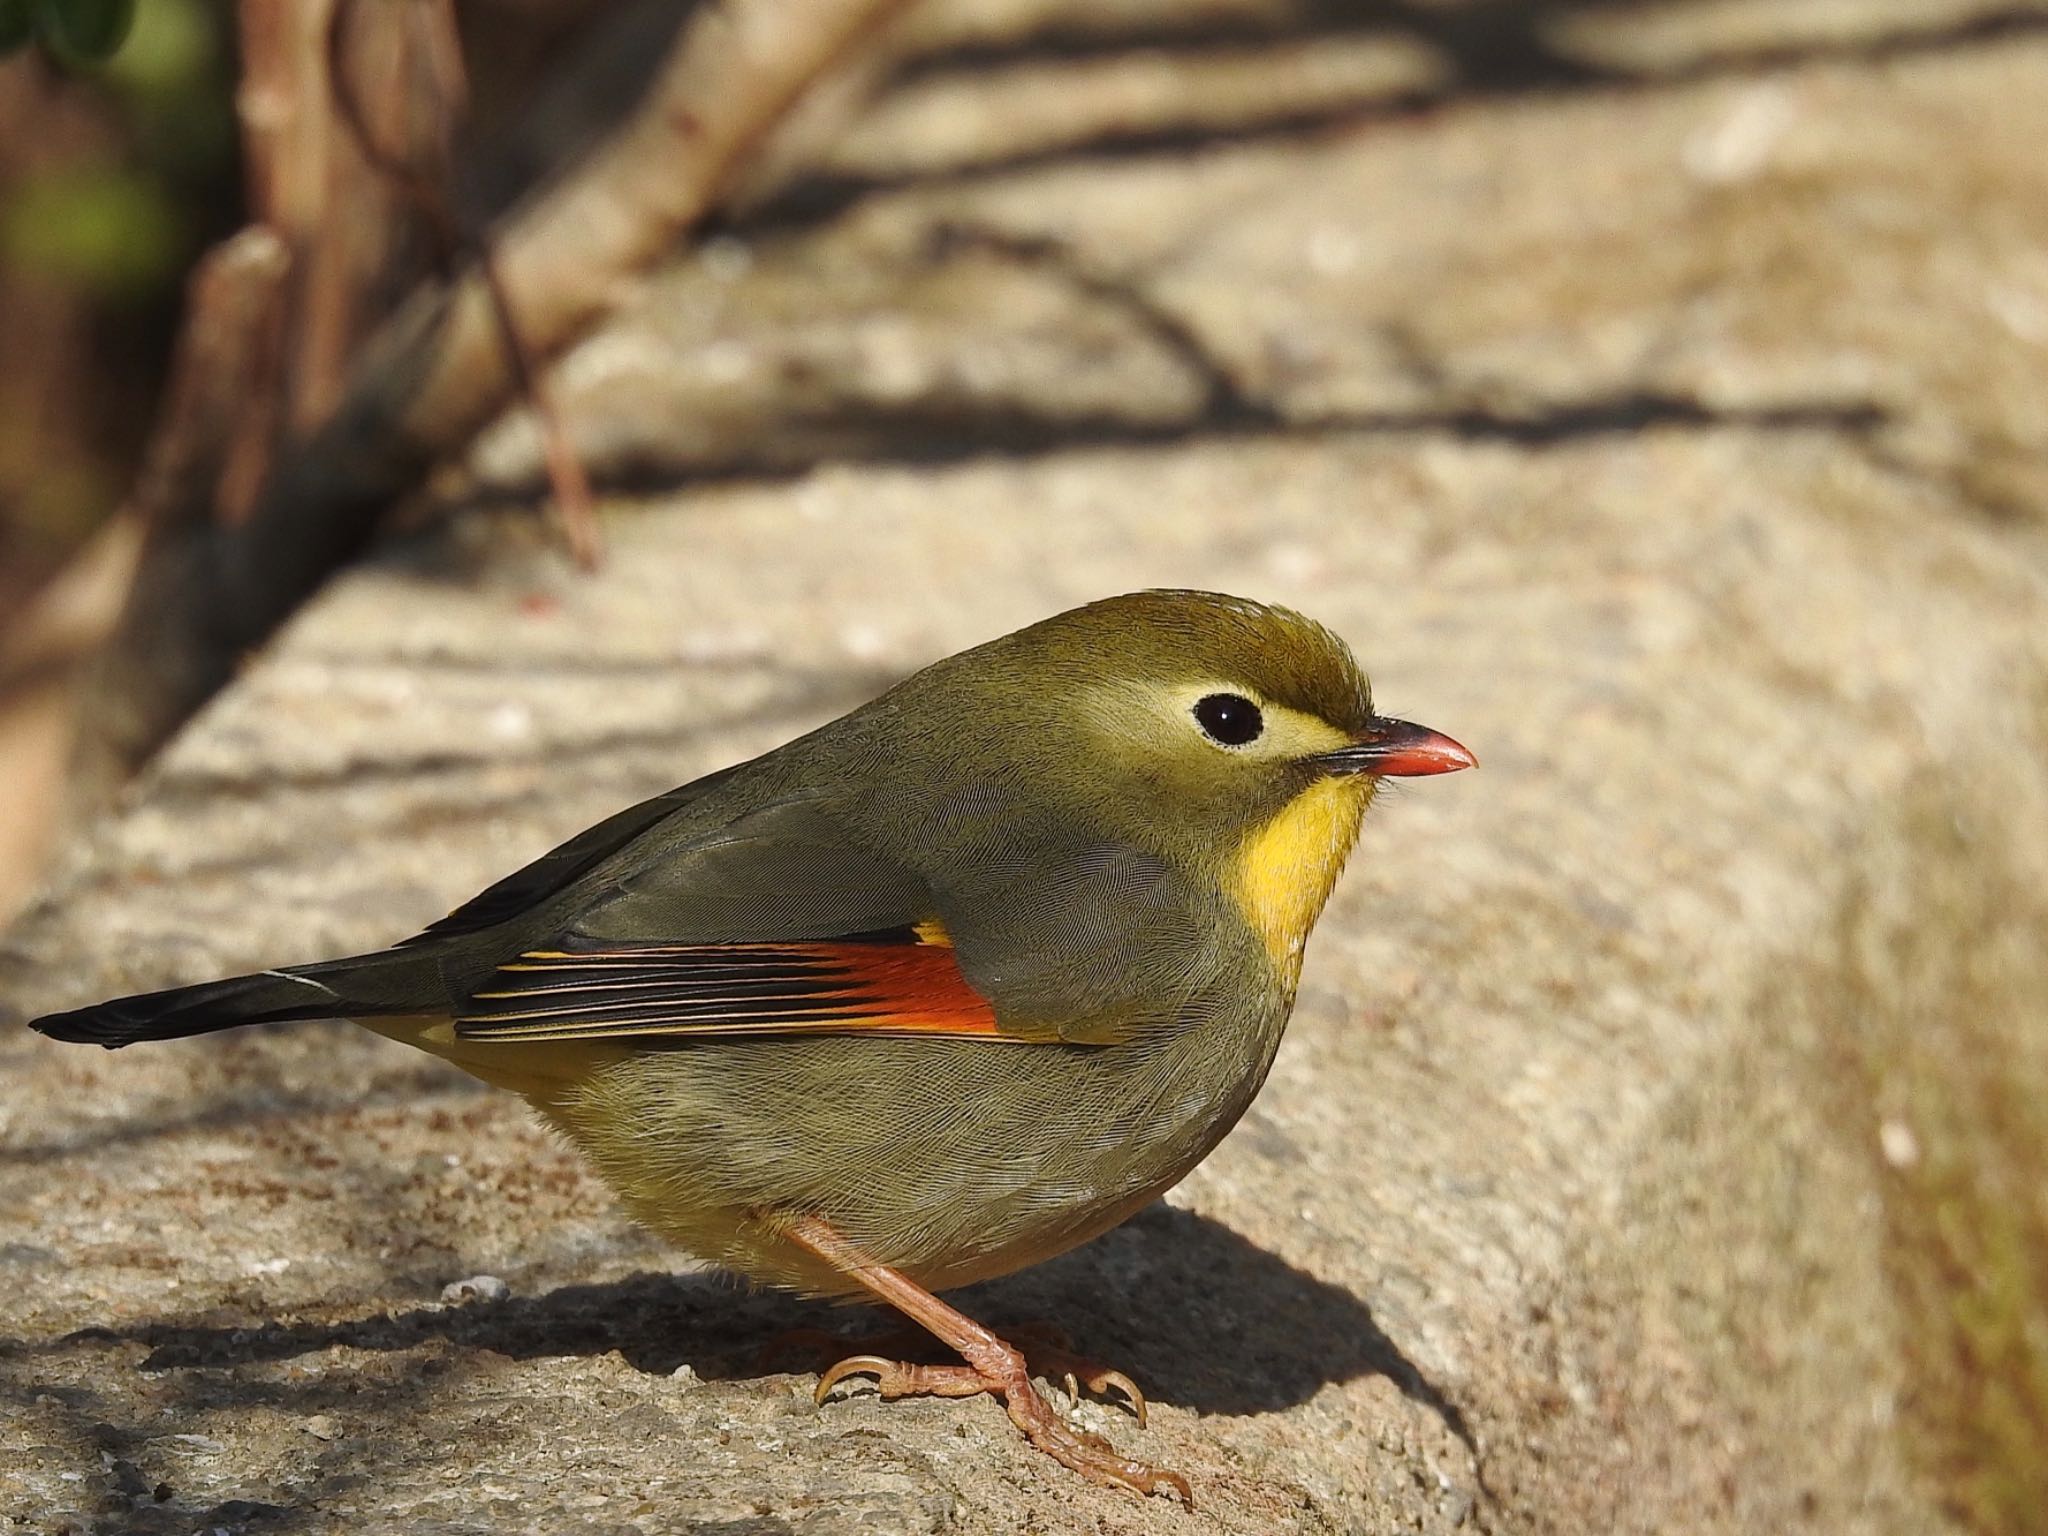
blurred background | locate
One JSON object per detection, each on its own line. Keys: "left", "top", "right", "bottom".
{"left": 3, "top": 2, "right": 2046, "bottom": 1532}
{"left": 7, "top": 0, "right": 2048, "bottom": 911}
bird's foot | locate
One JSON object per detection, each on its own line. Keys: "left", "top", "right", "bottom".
{"left": 817, "top": 1345, "right": 1188, "bottom": 1503}
{"left": 780, "top": 1215, "right": 1189, "bottom": 1502}
{"left": 787, "top": 1319, "right": 1146, "bottom": 1425}
{"left": 816, "top": 1354, "right": 992, "bottom": 1400}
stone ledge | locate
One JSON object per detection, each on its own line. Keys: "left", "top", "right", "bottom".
{"left": 4, "top": 426, "right": 2039, "bottom": 1533}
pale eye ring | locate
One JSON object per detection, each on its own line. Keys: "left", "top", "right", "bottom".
{"left": 1193, "top": 693, "right": 1264, "bottom": 747}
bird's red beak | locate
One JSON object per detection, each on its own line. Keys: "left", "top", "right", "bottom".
{"left": 1316, "top": 716, "right": 1476, "bottom": 777}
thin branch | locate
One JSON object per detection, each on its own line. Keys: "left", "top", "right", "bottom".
{"left": 476, "top": 242, "right": 603, "bottom": 569}
{"left": 350, "top": 0, "right": 924, "bottom": 455}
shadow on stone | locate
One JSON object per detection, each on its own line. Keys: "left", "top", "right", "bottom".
{"left": 751, "top": 1, "right": 2048, "bottom": 231}
{"left": 94, "top": 1202, "right": 1465, "bottom": 1443}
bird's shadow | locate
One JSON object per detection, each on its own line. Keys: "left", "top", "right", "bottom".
{"left": 110, "top": 1203, "right": 1469, "bottom": 1447}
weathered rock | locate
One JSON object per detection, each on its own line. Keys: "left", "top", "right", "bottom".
{"left": 5, "top": 4, "right": 2047, "bottom": 1534}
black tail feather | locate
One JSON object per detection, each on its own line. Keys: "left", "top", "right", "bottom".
{"left": 30, "top": 951, "right": 446, "bottom": 1049}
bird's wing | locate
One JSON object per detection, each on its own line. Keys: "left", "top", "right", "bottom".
{"left": 450, "top": 795, "right": 1034, "bottom": 1045}
{"left": 404, "top": 763, "right": 747, "bottom": 946}
{"left": 448, "top": 791, "right": 1229, "bottom": 1049}
{"left": 452, "top": 924, "right": 1006, "bottom": 1045}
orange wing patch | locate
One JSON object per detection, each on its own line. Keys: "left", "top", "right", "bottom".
{"left": 455, "top": 925, "right": 1004, "bottom": 1046}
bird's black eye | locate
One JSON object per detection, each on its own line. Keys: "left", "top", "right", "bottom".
{"left": 1193, "top": 693, "right": 1264, "bottom": 747}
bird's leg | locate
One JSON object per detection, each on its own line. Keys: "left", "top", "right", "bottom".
{"left": 781, "top": 1214, "right": 1191, "bottom": 1504}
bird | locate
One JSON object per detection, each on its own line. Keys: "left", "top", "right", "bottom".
{"left": 32, "top": 589, "right": 1474, "bottom": 1501}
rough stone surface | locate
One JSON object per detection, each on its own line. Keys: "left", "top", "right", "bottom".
{"left": 6, "top": 4, "right": 2048, "bottom": 1533}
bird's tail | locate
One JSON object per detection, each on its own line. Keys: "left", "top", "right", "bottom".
{"left": 30, "top": 950, "right": 446, "bottom": 1049}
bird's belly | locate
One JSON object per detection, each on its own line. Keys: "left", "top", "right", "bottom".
{"left": 542, "top": 1001, "right": 1287, "bottom": 1297}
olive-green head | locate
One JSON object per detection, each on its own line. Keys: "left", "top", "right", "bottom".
{"left": 885, "top": 590, "right": 1472, "bottom": 934}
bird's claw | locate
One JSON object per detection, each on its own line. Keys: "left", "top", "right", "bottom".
{"left": 815, "top": 1353, "right": 893, "bottom": 1404}
{"left": 814, "top": 1345, "right": 1184, "bottom": 1502}
{"left": 1061, "top": 1364, "right": 1147, "bottom": 1428}
{"left": 795, "top": 1321, "right": 1146, "bottom": 1424}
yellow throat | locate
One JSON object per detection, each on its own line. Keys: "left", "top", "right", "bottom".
{"left": 1232, "top": 775, "right": 1373, "bottom": 980}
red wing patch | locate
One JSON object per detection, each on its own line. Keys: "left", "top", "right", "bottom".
{"left": 454, "top": 927, "right": 1005, "bottom": 1045}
